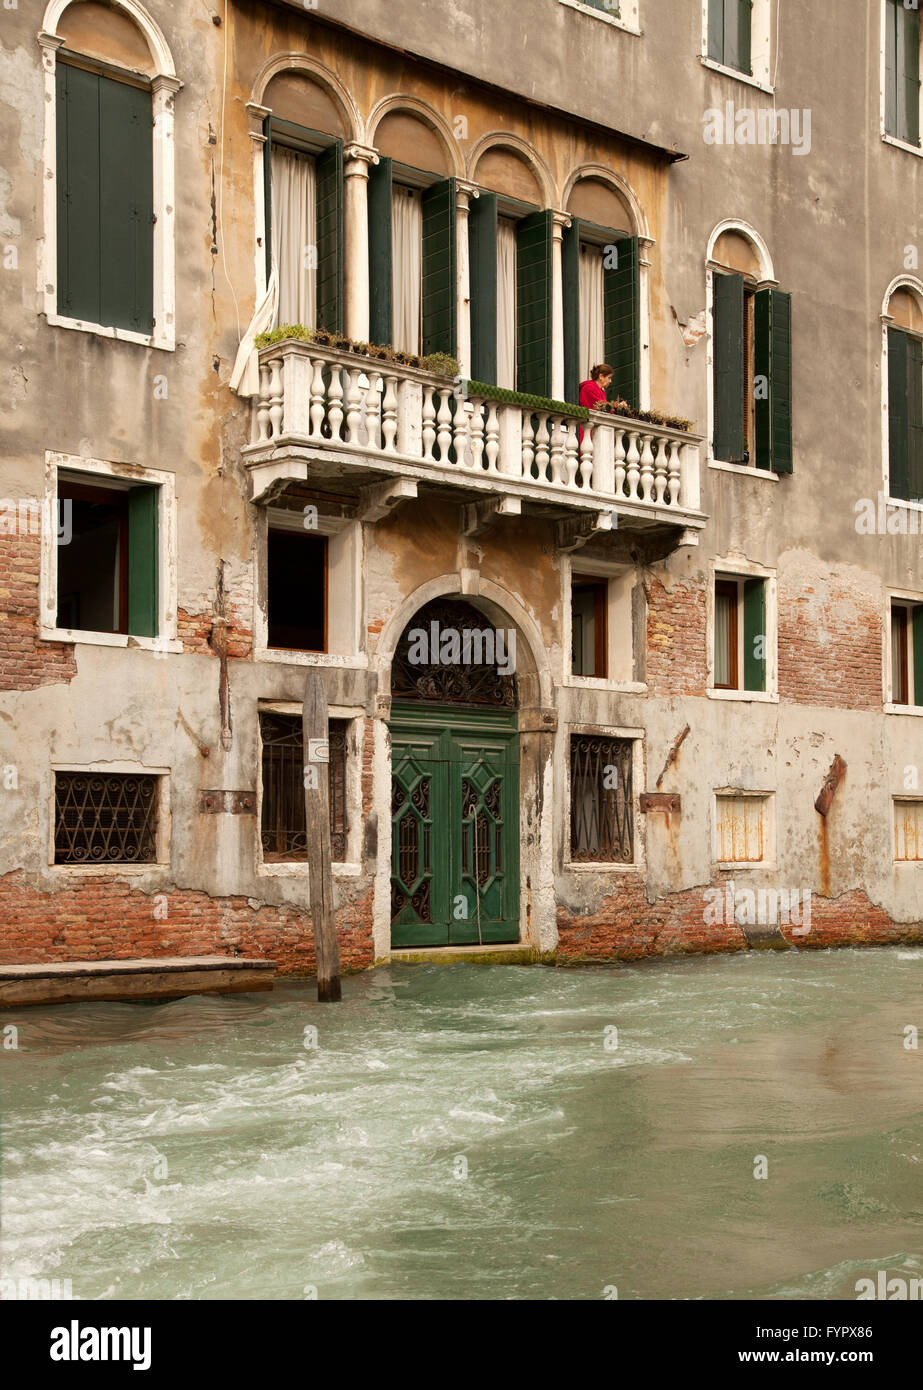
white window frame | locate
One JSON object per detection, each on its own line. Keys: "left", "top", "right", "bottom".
{"left": 255, "top": 702, "right": 364, "bottom": 877}
{"left": 39, "top": 1, "right": 181, "bottom": 351}
{"left": 564, "top": 723, "right": 645, "bottom": 873}
{"left": 558, "top": 0, "right": 641, "bottom": 38}
{"left": 880, "top": 0, "right": 923, "bottom": 156}
{"left": 880, "top": 276, "right": 923, "bottom": 509}
{"left": 253, "top": 507, "right": 367, "bottom": 668}
{"left": 713, "top": 788, "right": 775, "bottom": 868}
{"left": 707, "top": 556, "right": 778, "bottom": 701}
{"left": 49, "top": 762, "right": 171, "bottom": 871}
{"left": 40, "top": 450, "right": 179, "bottom": 651}
{"left": 885, "top": 588, "right": 923, "bottom": 713}
{"left": 563, "top": 555, "right": 646, "bottom": 692}
{"left": 700, "top": 0, "right": 774, "bottom": 92}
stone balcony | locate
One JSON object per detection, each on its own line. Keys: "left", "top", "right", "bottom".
{"left": 240, "top": 340, "right": 706, "bottom": 550}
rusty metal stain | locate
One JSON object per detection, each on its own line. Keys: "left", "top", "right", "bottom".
{"left": 640, "top": 792, "right": 681, "bottom": 813}
{"left": 198, "top": 790, "right": 257, "bottom": 815}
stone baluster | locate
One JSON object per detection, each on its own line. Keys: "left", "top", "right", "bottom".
{"left": 639, "top": 434, "right": 655, "bottom": 502}
{"left": 381, "top": 376, "right": 399, "bottom": 452}
{"left": 327, "top": 366, "right": 344, "bottom": 441}
{"left": 422, "top": 389, "right": 437, "bottom": 460}
{"left": 256, "top": 361, "right": 271, "bottom": 442}
{"left": 613, "top": 428, "right": 627, "bottom": 497}
{"left": 666, "top": 439, "right": 682, "bottom": 507}
{"left": 562, "top": 421, "right": 579, "bottom": 488}
{"left": 345, "top": 368, "right": 363, "bottom": 444}
{"left": 534, "top": 412, "right": 550, "bottom": 483}
{"left": 453, "top": 399, "right": 470, "bottom": 468}
{"left": 469, "top": 400, "right": 486, "bottom": 471}
{"left": 625, "top": 431, "right": 641, "bottom": 499}
{"left": 436, "top": 388, "right": 453, "bottom": 462}
{"left": 578, "top": 423, "right": 594, "bottom": 490}
{"left": 267, "top": 356, "right": 284, "bottom": 439}
{"left": 653, "top": 438, "right": 668, "bottom": 505}
{"left": 484, "top": 402, "right": 500, "bottom": 473}
{"left": 521, "top": 411, "right": 535, "bottom": 480}
{"left": 550, "top": 417, "right": 568, "bottom": 486}
{"left": 309, "top": 358, "right": 326, "bottom": 439}
{"left": 362, "top": 373, "right": 382, "bottom": 449}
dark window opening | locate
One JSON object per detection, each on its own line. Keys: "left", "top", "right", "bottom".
{"left": 570, "top": 734, "right": 633, "bottom": 862}
{"left": 267, "top": 529, "right": 327, "bottom": 651}
{"left": 54, "top": 772, "right": 158, "bottom": 864}
{"left": 56, "top": 477, "right": 158, "bottom": 637}
{"left": 259, "top": 712, "right": 347, "bottom": 861}
{"left": 572, "top": 578, "right": 608, "bottom": 678}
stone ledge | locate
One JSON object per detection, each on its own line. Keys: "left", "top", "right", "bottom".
{"left": 0, "top": 956, "right": 275, "bottom": 1007}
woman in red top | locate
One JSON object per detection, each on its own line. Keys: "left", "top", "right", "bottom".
{"left": 578, "top": 363, "right": 613, "bottom": 442}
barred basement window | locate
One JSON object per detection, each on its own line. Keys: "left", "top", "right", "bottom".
{"left": 570, "top": 734, "right": 633, "bottom": 862}
{"left": 259, "top": 712, "right": 348, "bottom": 862}
{"left": 54, "top": 772, "right": 158, "bottom": 864}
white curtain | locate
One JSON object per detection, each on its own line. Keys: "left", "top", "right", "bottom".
{"left": 497, "top": 218, "right": 517, "bottom": 390}
{"left": 714, "top": 590, "right": 732, "bottom": 686}
{"left": 271, "top": 146, "right": 317, "bottom": 329}
{"left": 579, "top": 243, "right": 605, "bottom": 381}
{"left": 392, "top": 186, "right": 423, "bottom": 353}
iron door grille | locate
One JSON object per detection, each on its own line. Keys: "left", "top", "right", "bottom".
{"left": 54, "top": 772, "right": 159, "bottom": 864}
{"left": 570, "top": 735, "right": 634, "bottom": 862}
{"left": 259, "top": 713, "right": 348, "bottom": 861}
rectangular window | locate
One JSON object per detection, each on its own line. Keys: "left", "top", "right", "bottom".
{"left": 368, "top": 160, "right": 456, "bottom": 356}
{"left": 581, "top": 0, "right": 620, "bottom": 13}
{"left": 259, "top": 712, "right": 348, "bottom": 862}
{"left": 716, "top": 792, "right": 767, "bottom": 863}
{"left": 56, "top": 475, "right": 159, "bottom": 637}
{"left": 894, "top": 798, "right": 923, "bottom": 860}
{"left": 570, "top": 734, "right": 633, "bottom": 862}
{"left": 886, "top": 0, "right": 921, "bottom": 146}
{"left": 56, "top": 61, "right": 153, "bottom": 334}
{"left": 267, "top": 529, "right": 326, "bottom": 651}
{"left": 714, "top": 575, "right": 766, "bottom": 692}
{"left": 572, "top": 578, "right": 608, "bottom": 677}
{"left": 496, "top": 217, "right": 518, "bottom": 391}
{"left": 713, "top": 272, "right": 792, "bottom": 472}
{"left": 890, "top": 599, "right": 923, "bottom": 705}
{"left": 708, "top": 0, "right": 753, "bottom": 76}
{"left": 270, "top": 144, "right": 317, "bottom": 328}
{"left": 391, "top": 184, "right": 423, "bottom": 355}
{"left": 54, "top": 771, "right": 159, "bottom": 864}
{"left": 887, "top": 326, "right": 923, "bottom": 502}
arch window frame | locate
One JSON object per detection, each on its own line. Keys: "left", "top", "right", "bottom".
{"left": 881, "top": 277, "right": 923, "bottom": 508}
{"left": 39, "top": 0, "right": 181, "bottom": 351}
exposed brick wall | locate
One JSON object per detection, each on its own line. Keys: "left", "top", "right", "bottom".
{"left": 0, "top": 872, "right": 375, "bottom": 976}
{"left": 777, "top": 577, "right": 882, "bottom": 709}
{"left": 645, "top": 575, "right": 708, "bottom": 696}
{"left": 0, "top": 531, "right": 77, "bottom": 691}
{"left": 556, "top": 877, "right": 923, "bottom": 961}
{"left": 178, "top": 572, "right": 254, "bottom": 658}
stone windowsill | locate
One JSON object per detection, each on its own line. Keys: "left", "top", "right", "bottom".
{"left": 699, "top": 55, "right": 773, "bottom": 95}
{"left": 709, "top": 459, "right": 779, "bottom": 481}
{"left": 707, "top": 688, "right": 778, "bottom": 703}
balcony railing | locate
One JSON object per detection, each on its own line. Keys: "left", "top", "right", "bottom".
{"left": 242, "top": 341, "right": 704, "bottom": 529}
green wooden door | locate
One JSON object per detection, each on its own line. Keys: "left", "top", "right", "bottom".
{"left": 390, "top": 705, "right": 519, "bottom": 947}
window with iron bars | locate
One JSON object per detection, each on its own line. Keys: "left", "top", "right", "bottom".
{"left": 569, "top": 734, "right": 634, "bottom": 862}
{"left": 259, "top": 712, "right": 348, "bottom": 862}
{"left": 54, "top": 772, "right": 159, "bottom": 864}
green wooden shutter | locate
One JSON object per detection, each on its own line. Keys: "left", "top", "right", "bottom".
{"left": 422, "top": 178, "right": 457, "bottom": 357}
{"left": 742, "top": 578, "right": 765, "bottom": 693}
{"left": 469, "top": 190, "right": 499, "bottom": 385}
{"left": 728, "top": 0, "right": 753, "bottom": 76}
{"left": 368, "top": 157, "right": 393, "bottom": 345}
{"left": 99, "top": 76, "right": 154, "bottom": 334}
{"left": 315, "top": 140, "right": 344, "bottom": 333}
{"left": 516, "top": 210, "right": 553, "bottom": 396}
{"left": 562, "top": 217, "right": 581, "bottom": 404}
{"left": 886, "top": 0, "right": 898, "bottom": 136}
{"left": 913, "top": 606, "right": 923, "bottom": 706}
{"left": 754, "top": 288, "right": 793, "bottom": 474}
{"left": 127, "top": 485, "right": 159, "bottom": 638}
{"left": 708, "top": 0, "right": 725, "bottom": 62}
{"left": 903, "top": 2, "right": 921, "bottom": 145}
{"left": 262, "top": 116, "right": 272, "bottom": 286}
{"left": 713, "top": 271, "right": 746, "bottom": 462}
{"left": 57, "top": 63, "right": 101, "bottom": 324}
{"left": 604, "top": 234, "right": 640, "bottom": 408}
{"left": 908, "top": 331, "right": 923, "bottom": 501}
{"left": 889, "top": 327, "right": 911, "bottom": 500}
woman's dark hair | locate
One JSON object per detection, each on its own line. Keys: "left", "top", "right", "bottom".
{"left": 590, "top": 363, "right": 614, "bottom": 380}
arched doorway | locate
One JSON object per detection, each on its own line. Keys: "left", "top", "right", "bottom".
{"left": 389, "top": 598, "right": 520, "bottom": 947}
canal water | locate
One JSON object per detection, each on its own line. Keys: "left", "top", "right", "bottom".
{"left": 1, "top": 948, "right": 921, "bottom": 1301}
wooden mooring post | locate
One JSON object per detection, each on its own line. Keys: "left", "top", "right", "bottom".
{"left": 302, "top": 670, "right": 342, "bottom": 1002}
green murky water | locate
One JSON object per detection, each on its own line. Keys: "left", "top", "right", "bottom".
{"left": 1, "top": 948, "right": 921, "bottom": 1300}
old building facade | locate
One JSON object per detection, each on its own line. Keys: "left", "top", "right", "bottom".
{"left": 1, "top": 0, "right": 922, "bottom": 972}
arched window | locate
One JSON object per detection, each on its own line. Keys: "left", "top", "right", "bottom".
{"left": 883, "top": 281, "right": 923, "bottom": 502}
{"left": 562, "top": 176, "right": 639, "bottom": 407}
{"left": 707, "top": 223, "right": 792, "bottom": 473}
{"left": 40, "top": 0, "right": 179, "bottom": 348}
{"left": 884, "top": 0, "right": 922, "bottom": 147}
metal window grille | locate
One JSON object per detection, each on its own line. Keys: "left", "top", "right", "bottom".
{"left": 259, "top": 713, "right": 348, "bottom": 861}
{"left": 54, "top": 773, "right": 158, "bottom": 864}
{"left": 570, "top": 735, "right": 633, "bottom": 862}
